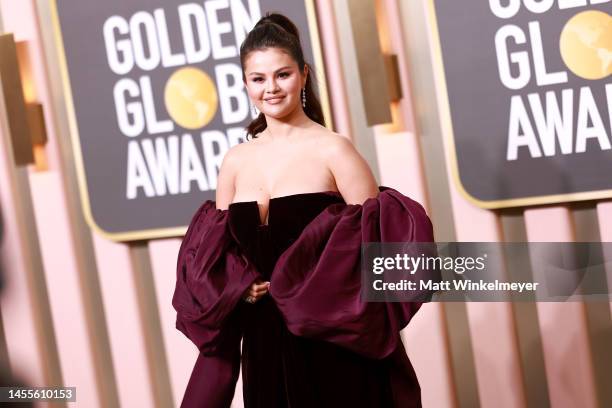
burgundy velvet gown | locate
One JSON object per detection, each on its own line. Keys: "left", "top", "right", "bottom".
{"left": 173, "top": 187, "right": 434, "bottom": 408}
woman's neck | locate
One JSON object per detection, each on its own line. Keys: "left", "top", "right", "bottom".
{"left": 263, "top": 108, "right": 313, "bottom": 139}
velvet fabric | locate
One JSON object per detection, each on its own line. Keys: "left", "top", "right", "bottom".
{"left": 173, "top": 187, "right": 434, "bottom": 408}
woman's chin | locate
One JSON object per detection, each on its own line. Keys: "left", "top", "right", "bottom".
{"left": 262, "top": 105, "right": 301, "bottom": 120}
{"left": 264, "top": 111, "right": 288, "bottom": 120}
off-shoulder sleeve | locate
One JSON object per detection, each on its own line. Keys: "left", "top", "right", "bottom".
{"left": 270, "top": 188, "right": 435, "bottom": 360}
{"left": 172, "top": 200, "right": 261, "bottom": 355}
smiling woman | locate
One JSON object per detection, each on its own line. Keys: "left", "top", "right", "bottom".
{"left": 238, "top": 15, "right": 325, "bottom": 138}
{"left": 172, "top": 12, "right": 435, "bottom": 408}
{"left": 245, "top": 49, "right": 304, "bottom": 117}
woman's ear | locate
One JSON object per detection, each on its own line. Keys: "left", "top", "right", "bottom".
{"left": 302, "top": 64, "right": 309, "bottom": 87}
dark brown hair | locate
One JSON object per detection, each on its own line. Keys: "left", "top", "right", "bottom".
{"left": 240, "top": 13, "right": 325, "bottom": 138}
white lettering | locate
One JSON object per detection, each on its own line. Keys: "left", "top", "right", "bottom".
{"left": 230, "top": 0, "right": 262, "bottom": 46}
{"left": 495, "top": 25, "right": 530, "bottom": 90}
{"left": 528, "top": 89, "right": 573, "bottom": 156}
{"left": 528, "top": 21, "right": 567, "bottom": 86}
{"left": 126, "top": 141, "right": 155, "bottom": 199}
{"left": 114, "top": 78, "right": 144, "bottom": 137}
{"left": 141, "top": 136, "right": 180, "bottom": 195}
{"left": 103, "top": 16, "right": 134, "bottom": 75}
{"left": 180, "top": 134, "right": 209, "bottom": 193}
{"left": 205, "top": 0, "right": 237, "bottom": 60}
{"left": 507, "top": 95, "right": 542, "bottom": 160}
{"left": 139, "top": 76, "right": 174, "bottom": 135}
{"left": 178, "top": 3, "right": 211, "bottom": 64}
{"left": 216, "top": 63, "right": 249, "bottom": 124}
{"left": 489, "top": 0, "right": 521, "bottom": 19}
{"left": 154, "top": 9, "right": 186, "bottom": 68}
{"left": 524, "top": 0, "right": 554, "bottom": 13}
{"left": 575, "top": 86, "right": 610, "bottom": 153}
{"left": 201, "top": 130, "right": 229, "bottom": 189}
{"left": 130, "top": 11, "right": 161, "bottom": 71}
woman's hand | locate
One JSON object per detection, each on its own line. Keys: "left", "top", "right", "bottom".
{"left": 243, "top": 279, "right": 270, "bottom": 304}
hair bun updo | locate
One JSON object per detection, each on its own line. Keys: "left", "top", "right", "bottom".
{"left": 254, "top": 13, "right": 301, "bottom": 42}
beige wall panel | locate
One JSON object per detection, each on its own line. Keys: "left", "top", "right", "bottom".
{"left": 524, "top": 207, "right": 598, "bottom": 408}
{"left": 29, "top": 172, "right": 103, "bottom": 408}
{"left": 446, "top": 191, "right": 526, "bottom": 408}
{"left": 149, "top": 239, "right": 196, "bottom": 407}
{"left": 91, "top": 232, "right": 155, "bottom": 408}
{"left": 374, "top": 128, "right": 457, "bottom": 407}
{"left": 596, "top": 201, "right": 612, "bottom": 317}
{"left": 315, "top": 0, "right": 352, "bottom": 137}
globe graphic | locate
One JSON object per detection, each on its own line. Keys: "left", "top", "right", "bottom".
{"left": 164, "top": 67, "right": 218, "bottom": 129}
{"left": 559, "top": 10, "right": 612, "bottom": 80}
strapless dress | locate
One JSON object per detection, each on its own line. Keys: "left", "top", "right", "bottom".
{"left": 173, "top": 188, "right": 434, "bottom": 408}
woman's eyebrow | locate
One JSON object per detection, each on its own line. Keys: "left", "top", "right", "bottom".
{"left": 248, "top": 66, "right": 292, "bottom": 76}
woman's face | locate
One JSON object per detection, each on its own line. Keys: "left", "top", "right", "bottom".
{"left": 243, "top": 47, "right": 307, "bottom": 120}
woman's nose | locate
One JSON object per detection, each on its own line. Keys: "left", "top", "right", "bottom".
{"left": 265, "top": 78, "right": 279, "bottom": 93}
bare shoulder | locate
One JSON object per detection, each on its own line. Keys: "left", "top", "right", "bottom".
{"left": 216, "top": 140, "right": 254, "bottom": 208}
{"left": 306, "top": 125, "right": 355, "bottom": 156}
{"left": 314, "top": 129, "right": 359, "bottom": 161}
{"left": 308, "top": 127, "right": 378, "bottom": 204}
{"left": 224, "top": 139, "right": 249, "bottom": 161}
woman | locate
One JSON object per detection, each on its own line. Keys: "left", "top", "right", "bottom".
{"left": 173, "top": 13, "right": 434, "bottom": 408}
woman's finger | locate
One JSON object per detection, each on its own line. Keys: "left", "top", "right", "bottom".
{"left": 255, "top": 282, "right": 270, "bottom": 294}
{"left": 244, "top": 282, "right": 270, "bottom": 301}
{"left": 253, "top": 281, "right": 269, "bottom": 290}
{"left": 254, "top": 285, "right": 268, "bottom": 294}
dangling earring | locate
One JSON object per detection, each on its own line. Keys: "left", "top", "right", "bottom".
{"left": 301, "top": 88, "right": 306, "bottom": 109}
{"left": 252, "top": 104, "right": 259, "bottom": 117}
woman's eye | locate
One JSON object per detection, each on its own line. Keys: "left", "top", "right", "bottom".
{"left": 252, "top": 77, "right": 263, "bottom": 82}
{"left": 278, "top": 72, "right": 289, "bottom": 78}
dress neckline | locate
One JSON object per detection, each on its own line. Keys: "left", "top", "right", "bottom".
{"left": 228, "top": 190, "right": 343, "bottom": 227}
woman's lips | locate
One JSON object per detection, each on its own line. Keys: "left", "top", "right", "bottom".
{"left": 264, "top": 96, "right": 285, "bottom": 104}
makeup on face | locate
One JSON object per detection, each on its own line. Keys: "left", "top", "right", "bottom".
{"left": 243, "top": 48, "right": 306, "bottom": 117}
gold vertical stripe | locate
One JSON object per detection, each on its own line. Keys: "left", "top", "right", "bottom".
{"left": 442, "top": 303, "right": 481, "bottom": 407}
{"left": 26, "top": 103, "right": 47, "bottom": 145}
{"left": 383, "top": 54, "right": 402, "bottom": 101}
{"left": 346, "top": 0, "right": 392, "bottom": 126}
{"left": 0, "top": 34, "right": 33, "bottom": 165}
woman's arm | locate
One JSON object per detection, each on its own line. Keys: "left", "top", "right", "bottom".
{"left": 326, "top": 136, "right": 379, "bottom": 204}
{"left": 215, "top": 147, "right": 239, "bottom": 210}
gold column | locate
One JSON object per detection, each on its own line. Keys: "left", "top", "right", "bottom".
{"left": 0, "top": 33, "right": 33, "bottom": 165}
{"left": 346, "top": 0, "right": 402, "bottom": 126}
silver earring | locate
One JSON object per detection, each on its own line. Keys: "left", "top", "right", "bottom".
{"left": 301, "top": 88, "right": 306, "bottom": 108}
{"left": 252, "top": 104, "right": 259, "bottom": 117}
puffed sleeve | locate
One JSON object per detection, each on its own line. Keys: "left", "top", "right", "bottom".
{"left": 172, "top": 200, "right": 261, "bottom": 354}
{"left": 270, "top": 188, "right": 435, "bottom": 360}
{"left": 173, "top": 201, "right": 262, "bottom": 407}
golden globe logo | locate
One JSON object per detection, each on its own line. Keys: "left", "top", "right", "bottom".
{"left": 559, "top": 10, "right": 612, "bottom": 80}
{"left": 165, "top": 67, "right": 219, "bottom": 129}
{"left": 488, "top": 0, "right": 611, "bottom": 161}
{"left": 102, "top": 2, "right": 261, "bottom": 199}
